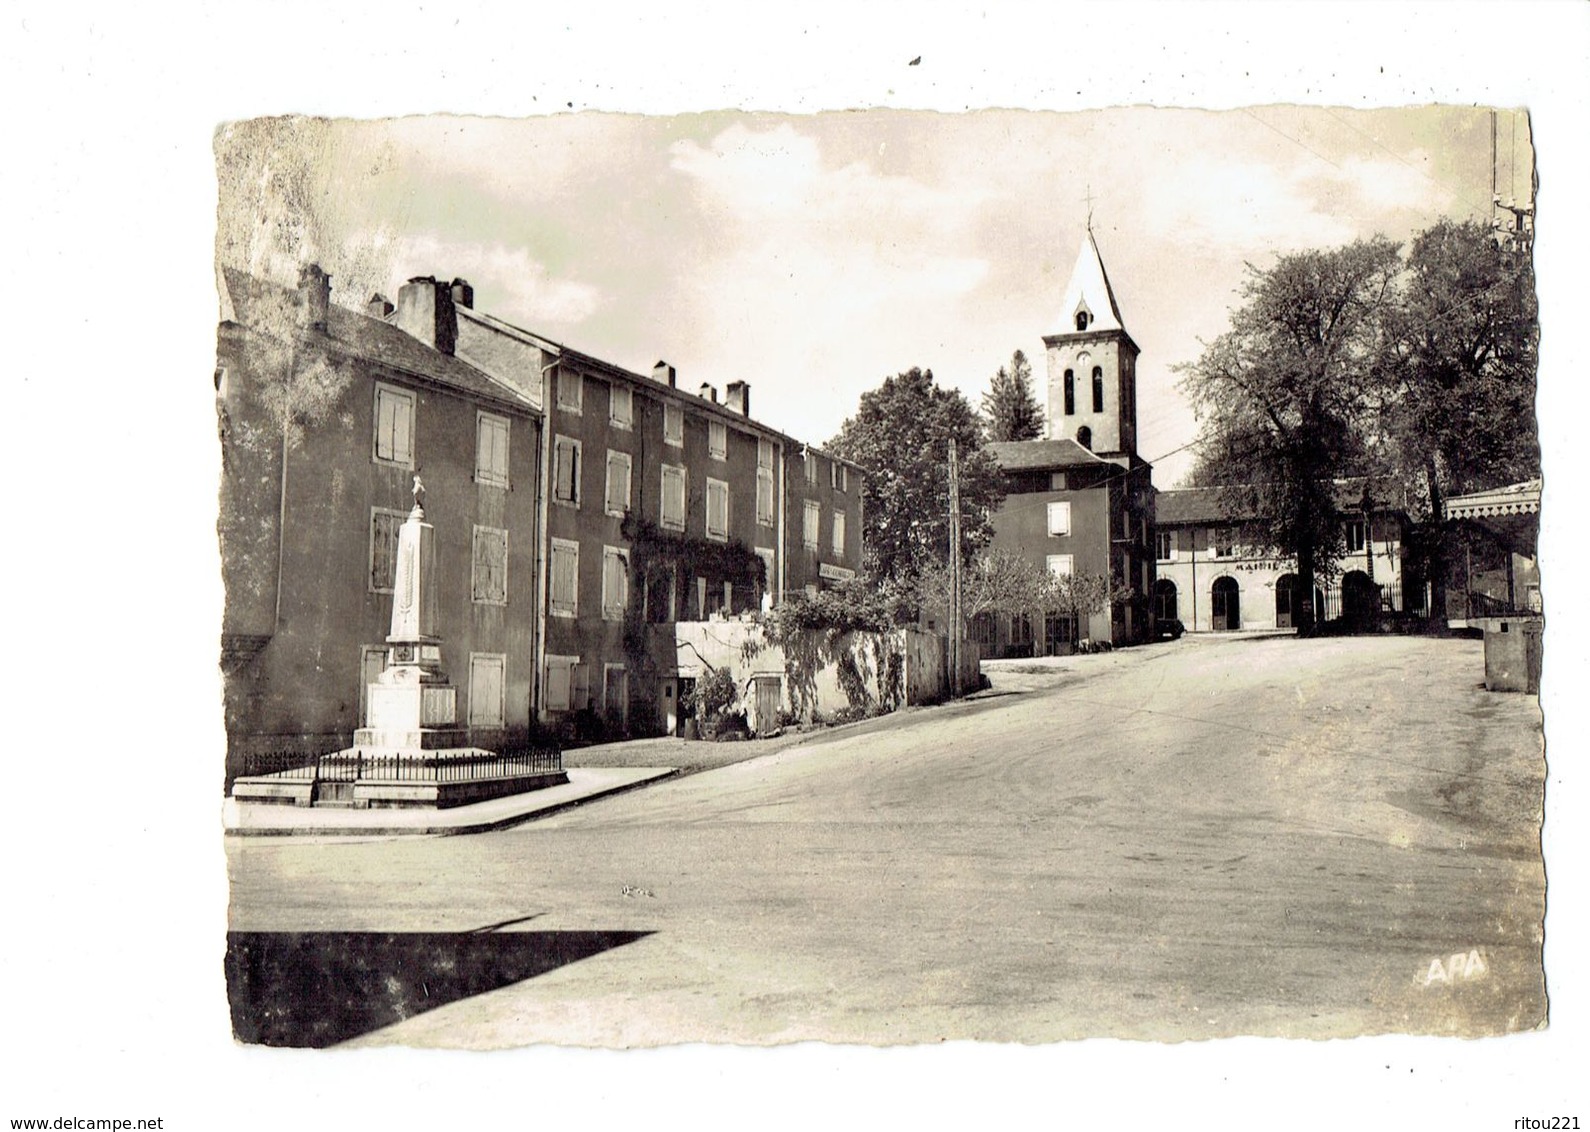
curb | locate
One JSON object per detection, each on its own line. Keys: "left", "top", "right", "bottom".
{"left": 224, "top": 767, "right": 680, "bottom": 839}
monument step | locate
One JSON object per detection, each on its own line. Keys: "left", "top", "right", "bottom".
{"left": 351, "top": 727, "right": 471, "bottom": 749}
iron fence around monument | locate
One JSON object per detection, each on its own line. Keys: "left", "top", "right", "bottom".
{"left": 237, "top": 746, "right": 563, "bottom": 785}
{"left": 316, "top": 748, "right": 564, "bottom": 783}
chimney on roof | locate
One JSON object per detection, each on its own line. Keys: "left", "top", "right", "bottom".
{"left": 298, "top": 264, "right": 330, "bottom": 332}
{"left": 449, "top": 278, "right": 474, "bottom": 309}
{"left": 699, "top": 383, "right": 718, "bottom": 403}
{"left": 652, "top": 361, "right": 676, "bottom": 388}
{"left": 367, "top": 293, "right": 394, "bottom": 319}
{"left": 725, "top": 381, "right": 750, "bottom": 417}
{"left": 395, "top": 276, "right": 458, "bottom": 356}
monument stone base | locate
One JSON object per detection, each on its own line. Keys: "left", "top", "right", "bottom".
{"left": 231, "top": 746, "right": 568, "bottom": 810}
{"left": 228, "top": 491, "right": 567, "bottom": 811}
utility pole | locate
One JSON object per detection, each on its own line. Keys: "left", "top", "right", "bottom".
{"left": 948, "top": 438, "right": 962, "bottom": 696}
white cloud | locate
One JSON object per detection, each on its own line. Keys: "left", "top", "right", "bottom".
{"left": 1143, "top": 145, "right": 1448, "bottom": 257}
{"left": 376, "top": 116, "right": 617, "bottom": 204}
{"left": 1332, "top": 152, "right": 1446, "bottom": 213}
{"left": 391, "top": 233, "right": 602, "bottom": 326}
{"left": 1141, "top": 155, "right": 1358, "bottom": 253}
{"left": 668, "top": 123, "right": 989, "bottom": 367}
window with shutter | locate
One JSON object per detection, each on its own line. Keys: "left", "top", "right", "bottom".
{"left": 1047, "top": 501, "right": 1071, "bottom": 537}
{"left": 803, "top": 499, "right": 820, "bottom": 549}
{"left": 706, "top": 478, "right": 729, "bottom": 540}
{"left": 609, "top": 383, "right": 633, "bottom": 429}
{"left": 755, "top": 440, "right": 775, "bottom": 526}
{"left": 553, "top": 435, "right": 581, "bottom": 507}
{"left": 475, "top": 412, "right": 510, "bottom": 487}
{"left": 605, "top": 450, "right": 631, "bottom": 516}
{"left": 831, "top": 511, "right": 846, "bottom": 556}
{"left": 661, "top": 465, "right": 686, "bottom": 531}
{"left": 756, "top": 468, "right": 775, "bottom": 526}
{"left": 472, "top": 526, "right": 508, "bottom": 605}
{"left": 709, "top": 420, "right": 727, "bottom": 461}
{"left": 557, "top": 369, "right": 583, "bottom": 414}
{"left": 374, "top": 384, "right": 416, "bottom": 467}
{"left": 467, "top": 653, "right": 506, "bottom": 728}
{"left": 663, "top": 402, "right": 683, "bottom": 446}
{"left": 602, "top": 546, "right": 629, "bottom": 621}
{"left": 755, "top": 547, "right": 776, "bottom": 606}
{"left": 369, "top": 508, "right": 405, "bottom": 592}
{"left": 549, "top": 539, "right": 579, "bottom": 617}
{"left": 544, "top": 655, "right": 577, "bottom": 712}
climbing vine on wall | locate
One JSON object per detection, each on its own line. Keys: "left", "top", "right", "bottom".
{"left": 618, "top": 515, "right": 768, "bottom": 682}
{"left": 740, "top": 582, "right": 906, "bottom": 721}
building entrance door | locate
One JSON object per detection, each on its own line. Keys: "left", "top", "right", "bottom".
{"left": 1153, "top": 579, "right": 1178, "bottom": 624}
{"left": 753, "top": 676, "right": 781, "bottom": 736}
{"left": 1212, "top": 577, "right": 1240, "bottom": 630}
{"left": 1276, "top": 574, "right": 1300, "bottom": 629}
{"left": 603, "top": 666, "right": 628, "bottom": 735}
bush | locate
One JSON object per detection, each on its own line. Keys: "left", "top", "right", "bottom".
{"left": 690, "top": 666, "right": 739, "bottom": 735}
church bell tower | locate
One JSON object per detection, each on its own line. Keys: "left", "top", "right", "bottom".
{"left": 1044, "top": 229, "right": 1140, "bottom": 458}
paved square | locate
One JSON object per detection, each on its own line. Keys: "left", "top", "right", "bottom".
{"left": 226, "top": 633, "right": 1546, "bottom": 1046}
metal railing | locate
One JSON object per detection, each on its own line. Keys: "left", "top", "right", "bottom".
{"left": 243, "top": 746, "right": 563, "bottom": 784}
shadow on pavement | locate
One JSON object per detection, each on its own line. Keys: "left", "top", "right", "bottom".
{"left": 225, "top": 928, "right": 652, "bottom": 1047}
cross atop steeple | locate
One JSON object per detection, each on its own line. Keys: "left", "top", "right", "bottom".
{"left": 1082, "top": 184, "right": 1096, "bottom": 232}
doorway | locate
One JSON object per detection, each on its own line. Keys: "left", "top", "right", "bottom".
{"left": 1153, "top": 578, "right": 1178, "bottom": 624}
{"left": 753, "top": 675, "right": 782, "bottom": 736}
{"left": 1275, "top": 574, "right": 1300, "bottom": 629}
{"left": 1211, "top": 577, "right": 1240, "bottom": 630}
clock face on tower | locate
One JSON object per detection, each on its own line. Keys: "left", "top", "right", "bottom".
{"left": 1077, "top": 351, "right": 1091, "bottom": 368}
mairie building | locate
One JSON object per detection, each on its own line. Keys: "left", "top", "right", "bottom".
{"left": 1152, "top": 481, "right": 1417, "bottom": 633}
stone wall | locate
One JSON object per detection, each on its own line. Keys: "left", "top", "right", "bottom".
{"left": 670, "top": 621, "right": 955, "bottom": 731}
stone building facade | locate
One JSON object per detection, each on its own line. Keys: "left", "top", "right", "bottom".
{"left": 218, "top": 263, "right": 866, "bottom": 774}
{"left": 453, "top": 301, "right": 864, "bottom": 739}
{"left": 217, "top": 269, "right": 544, "bottom": 780}
{"left": 1152, "top": 483, "right": 1415, "bottom": 633}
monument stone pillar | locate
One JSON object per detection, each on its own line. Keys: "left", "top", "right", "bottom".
{"left": 356, "top": 477, "right": 467, "bottom": 749}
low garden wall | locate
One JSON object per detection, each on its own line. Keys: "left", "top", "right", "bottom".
{"left": 671, "top": 620, "right": 957, "bottom": 733}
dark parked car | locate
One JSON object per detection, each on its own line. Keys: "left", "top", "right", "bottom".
{"left": 1157, "top": 618, "right": 1185, "bottom": 640}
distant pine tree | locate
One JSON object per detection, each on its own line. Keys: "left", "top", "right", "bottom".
{"left": 981, "top": 350, "right": 1043, "bottom": 442}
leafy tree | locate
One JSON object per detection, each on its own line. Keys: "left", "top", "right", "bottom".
{"left": 829, "top": 367, "right": 1006, "bottom": 584}
{"left": 1375, "top": 220, "right": 1539, "bottom": 614}
{"left": 913, "top": 552, "right": 1128, "bottom": 650}
{"left": 1177, "top": 237, "right": 1402, "bottom": 635}
{"left": 1043, "top": 570, "right": 1132, "bottom": 631}
{"left": 914, "top": 548, "right": 1049, "bottom": 629}
{"left": 981, "top": 349, "right": 1044, "bottom": 442}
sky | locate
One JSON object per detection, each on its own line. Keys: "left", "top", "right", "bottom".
{"left": 220, "top": 105, "right": 1533, "bottom": 486}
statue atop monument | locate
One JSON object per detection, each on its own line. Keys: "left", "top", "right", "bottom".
{"left": 411, "top": 474, "right": 426, "bottom": 517}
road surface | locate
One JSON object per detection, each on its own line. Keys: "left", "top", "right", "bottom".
{"left": 226, "top": 632, "right": 1546, "bottom": 1046}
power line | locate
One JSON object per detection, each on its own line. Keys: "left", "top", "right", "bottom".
{"left": 1317, "top": 107, "right": 1495, "bottom": 220}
